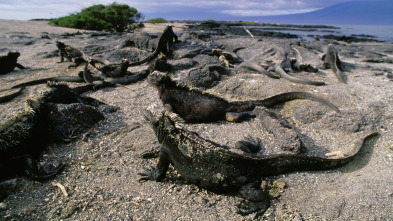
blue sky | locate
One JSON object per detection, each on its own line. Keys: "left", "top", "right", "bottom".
{"left": 0, "top": 0, "right": 370, "bottom": 20}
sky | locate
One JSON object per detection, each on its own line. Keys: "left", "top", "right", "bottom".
{"left": 0, "top": 0, "right": 370, "bottom": 21}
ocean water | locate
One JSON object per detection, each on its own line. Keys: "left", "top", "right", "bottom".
{"left": 338, "top": 25, "right": 393, "bottom": 42}
{"left": 246, "top": 24, "right": 393, "bottom": 42}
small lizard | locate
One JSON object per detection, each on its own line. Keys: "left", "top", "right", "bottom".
{"left": 56, "top": 40, "right": 108, "bottom": 68}
{"left": 0, "top": 51, "right": 25, "bottom": 75}
{"left": 148, "top": 71, "right": 339, "bottom": 123}
{"left": 128, "top": 25, "right": 178, "bottom": 66}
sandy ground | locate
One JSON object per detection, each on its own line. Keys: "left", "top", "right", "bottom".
{"left": 0, "top": 19, "right": 187, "bottom": 35}
{"left": 0, "top": 20, "right": 392, "bottom": 220}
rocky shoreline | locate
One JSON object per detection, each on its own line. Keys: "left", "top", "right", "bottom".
{"left": 0, "top": 20, "right": 392, "bottom": 220}
{"left": 184, "top": 21, "right": 383, "bottom": 42}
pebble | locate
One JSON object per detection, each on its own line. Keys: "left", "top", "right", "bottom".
{"left": 0, "top": 202, "right": 6, "bottom": 210}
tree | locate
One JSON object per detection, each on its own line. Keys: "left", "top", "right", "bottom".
{"left": 49, "top": 2, "right": 144, "bottom": 32}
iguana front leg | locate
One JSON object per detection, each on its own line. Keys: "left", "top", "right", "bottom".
{"left": 235, "top": 135, "right": 263, "bottom": 154}
{"left": 15, "top": 63, "right": 25, "bottom": 70}
{"left": 237, "top": 182, "right": 270, "bottom": 218}
{"left": 59, "top": 52, "right": 65, "bottom": 62}
{"left": 138, "top": 148, "right": 170, "bottom": 182}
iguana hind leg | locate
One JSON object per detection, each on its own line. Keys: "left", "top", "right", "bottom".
{"left": 1, "top": 155, "right": 65, "bottom": 181}
{"left": 225, "top": 111, "right": 255, "bottom": 123}
{"left": 28, "top": 162, "right": 65, "bottom": 181}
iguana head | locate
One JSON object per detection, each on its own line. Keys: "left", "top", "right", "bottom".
{"left": 144, "top": 104, "right": 167, "bottom": 143}
{"left": 121, "top": 58, "right": 129, "bottom": 68}
{"left": 148, "top": 71, "right": 171, "bottom": 87}
{"left": 55, "top": 40, "right": 66, "bottom": 49}
{"left": 121, "top": 58, "right": 129, "bottom": 64}
{"left": 7, "top": 51, "right": 20, "bottom": 59}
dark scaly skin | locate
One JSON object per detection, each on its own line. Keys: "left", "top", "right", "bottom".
{"left": 56, "top": 40, "right": 84, "bottom": 68}
{"left": 274, "top": 66, "right": 325, "bottom": 86}
{"left": 0, "top": 85, "right": 67, "bottom": 181}
{"left": 128, "top": 25, "right": 178, "bottom": 66}
{"left": 140, "top": 105, "right": 378, "bottom": 217}
{"left": 0, "top": 41, "right": 106, "bottom": 98}
{"left": 273, "top": 52, "right": 326, "bottom": 86}
{"left": 56, "top": 41, "right": 108, "bottom": 68}
{"left": 82, "top": 54, "right": 167, "bottom": 86}
{"left": 83, "top": 58, "right": 130, "bottom": 82}
{"left": 148, "top": 71, "right": 339, "bottom": 123}
{"left": 56, "top": 40, "right": 83, "bottom": 62}
{"left": 98, "top": 59, "right": 129, "bottom": 78}
{"left": 11, "top": 76, "right": 84, "bottom": 89}
{"left": 0, "top": 82, "right": 110, "bottom": 180}
{"left": 0, "top": 52, "right": 25, "bottom": 75}
{"left": 83, "top": 60, "right": 149, "bottom": 86}
{"left": 0, "top": 87, "right": 25, "bottom": 103}
{"left": 212, "top": 48, "right": 243, "bottom": 64}
{"left": 0, "top": 76, "right": 84, "bottom": 103}
{"left": 237, "top": 61, "right": 280, "bottom": 79}
{"left": 0, "top": 82, "right": 108, "bottom": 180}
{"left": 322, "top": 44, "right": 346, "bottom": 83}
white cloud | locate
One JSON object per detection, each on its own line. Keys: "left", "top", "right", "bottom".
{"left": 0, "top": 0, "right": 355, "bottom": 20}
{"left": 220, "top": 8, "right": 319, "bottom": 16}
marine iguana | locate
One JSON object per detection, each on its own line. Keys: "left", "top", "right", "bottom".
{"left": 139, "top": 104, "right": 378, "bottom": 217}
{"left": 291, "top": 45, "right": 319, "bottom": 73}
{"left": 322, "top": 44, "right": 346, "bottom": 83}
{"left": 128, "top": 25, "right": 178, "bottom": 66}
{"left": 0, "top": 61, "right": 146, "bottom": 103}
{"left": 82, "top": 66, "right": 148, "bottom": 86}
{"left": 0, "top": 51, "right": 25, "bottom": 75}
{"left": 148, "top": 71, "right": 339, "bottom": 123}
{"left": 236, "top": 61, "right": 280, "bottom": 79}
{"left": 82, "top": 53, "right": 169, "bottom": 85}
{"left": 10, "top": 75, "right": 84, "bottom": 89}
{"left": 0, "top": 82, "right": 107, "bottom": 180}
{"left": 212, "top": 48, "right": 243, "bottom": 68}
{"left": 84, "top": 58, "right": 130, "bottom": 79}
{"left": 272, "top": 52, "right": 326, "bottom": 86}
{"left": 0, "top": 84, "right": 64, "bottom": 180}
{"left": 56, "top": 40, "right": 108, "bottom": 68}
{"left": 0, "top": 75, "right": 85, "bottom": 103}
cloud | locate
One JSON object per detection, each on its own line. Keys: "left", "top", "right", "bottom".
{"left": 220, "top": 8, "right": 320, "bottom": 17}
{"left": 0, "top": 0, "right": 360, "bottom": 20}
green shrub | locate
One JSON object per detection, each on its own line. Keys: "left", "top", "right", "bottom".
{"left": 146, "top": 18, "right": 168, "bottom": 24}
{"left": 201, "top": 19, "right": 216, "bottom": 23}
{"left": 241, "top": 21, "right": 258, "bottom": 26}
{"left": 49, "top": 2, "right": 143, "bottom": 32}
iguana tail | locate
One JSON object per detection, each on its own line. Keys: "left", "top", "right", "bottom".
{"left": 128, "top": 52, "right": 158, "bottom": 67}
{"left": 0, "top": 87, "right": 25, "bottom": 103}
{"left": 244, "top": 92, "right": 340, "bottom": 112}
{"left": 11, "top": 76, "right": 84, "bottom": 89}
{"left": 274, "top": 66, "right": 326, "bottom": 86}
